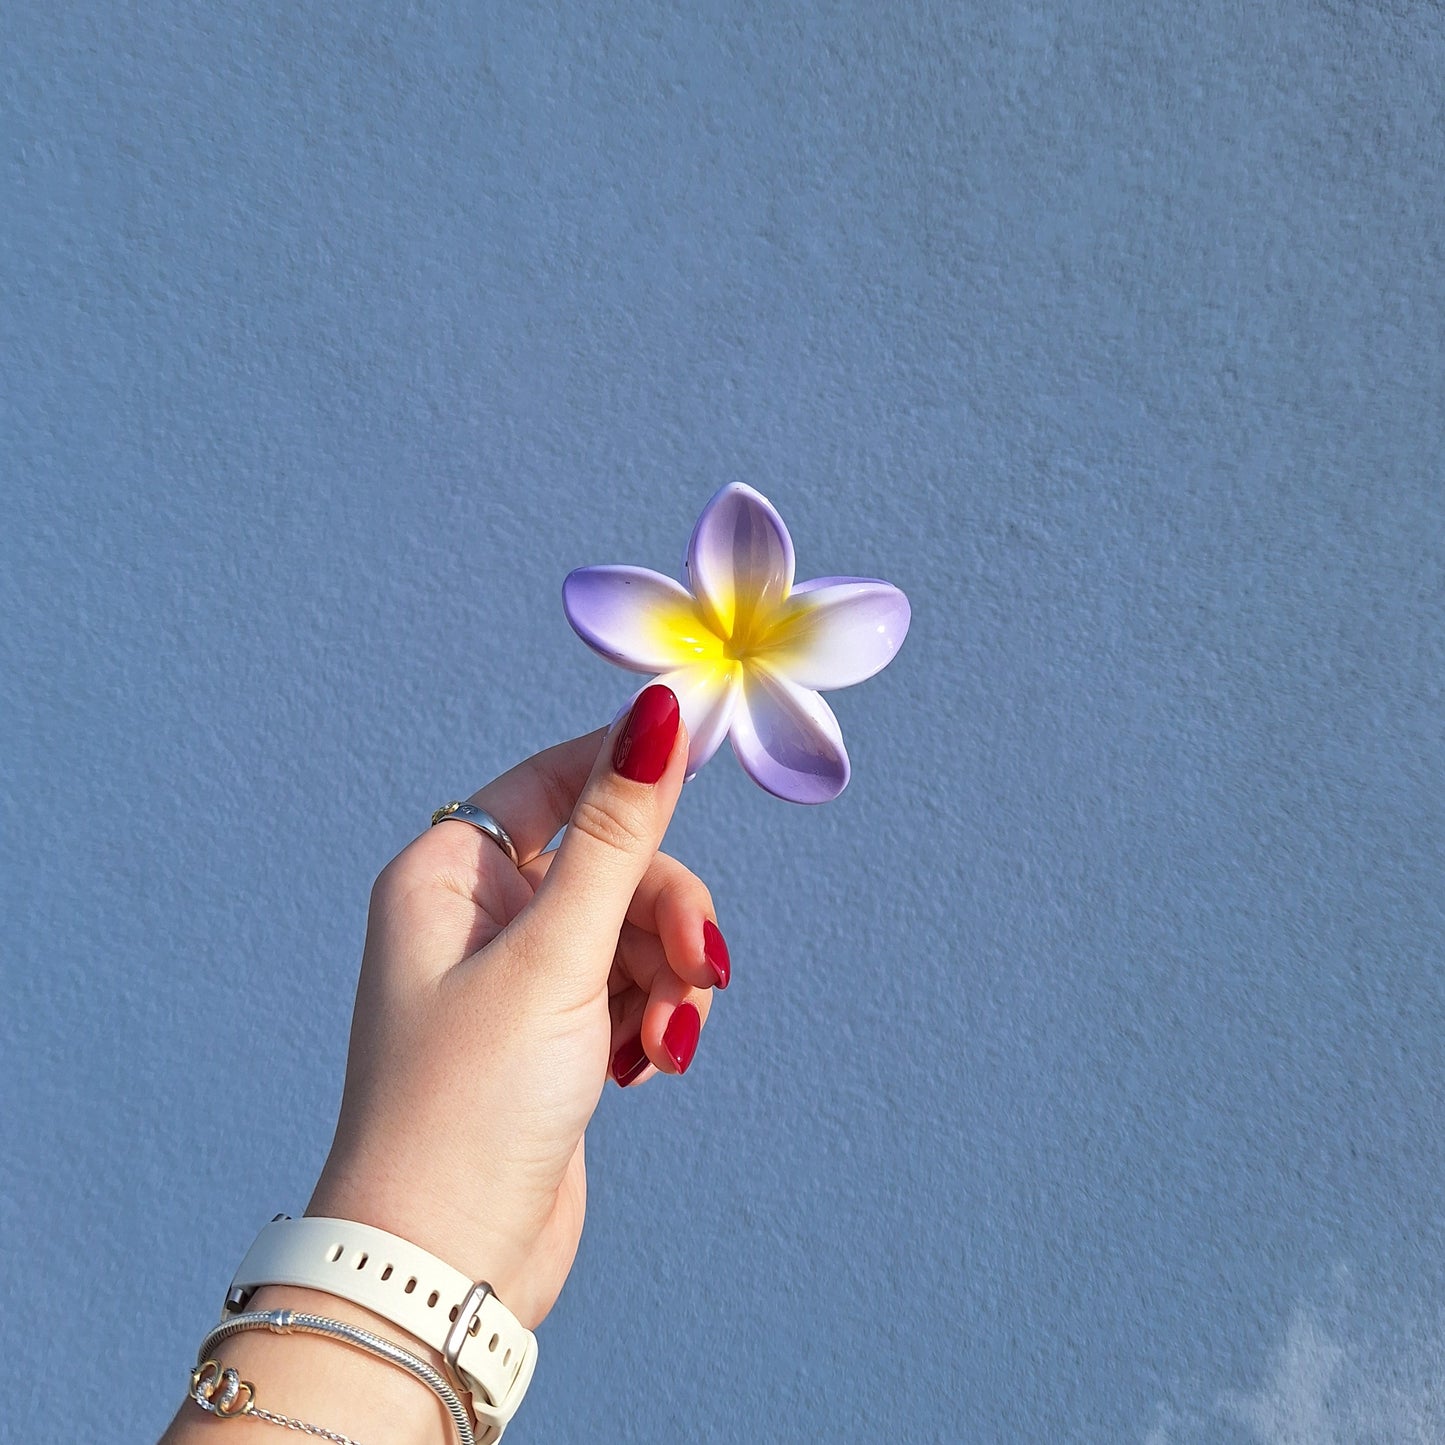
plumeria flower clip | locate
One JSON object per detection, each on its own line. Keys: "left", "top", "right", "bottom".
{"left": 563, "top": 483, "right": 911, "bottom": 804}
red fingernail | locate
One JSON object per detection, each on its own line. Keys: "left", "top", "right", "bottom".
{"left": 612, "top": 684, "right": 680, "bottom": 784}
{"left": 703, "top": 919, "right": 730, "bottom": 989}
{"left": 611, "top": 1035, "right": 649, "bottom": 1088}
{"left": 662, "top": 1002, "right": 701, "bottom": 1074}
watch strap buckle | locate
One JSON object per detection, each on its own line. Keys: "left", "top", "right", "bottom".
{"left": 445, "top": 1281, "right": 537, "bottom": 1444}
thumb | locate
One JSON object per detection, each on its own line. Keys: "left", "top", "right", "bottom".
{"left": 514, "top": 683, "right": 688, "bottom": 995}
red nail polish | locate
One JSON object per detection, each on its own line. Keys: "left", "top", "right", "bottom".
{"left": 662, "top": 1002, "right": 701, "bottom": 1074}
{"left": 703, "top": 919, "right": 730, "bottom": 989}
{"left": 612, "top": 684, "right": 680, "bottom": 784}
{"left": 611, "top": 1035, "right": 648, "bottom": 1087}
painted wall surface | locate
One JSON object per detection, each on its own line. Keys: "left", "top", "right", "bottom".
{"left": 3, "top": 4, "right": 1443, "bottom": 1441}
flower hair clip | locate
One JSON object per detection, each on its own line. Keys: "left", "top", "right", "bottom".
{"left": 563, "top": 483, "right": 910, "bottom": 804}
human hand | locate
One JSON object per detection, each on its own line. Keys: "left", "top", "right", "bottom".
{"left": 306, "top": 682, "right": 730, "bottom": 1332}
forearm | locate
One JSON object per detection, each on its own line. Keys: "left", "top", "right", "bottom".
{"left": 159, "top": 1285, "right": 454, "bottom": 1445}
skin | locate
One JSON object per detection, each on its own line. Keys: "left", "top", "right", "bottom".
{"left": 161, "top": 709, "right": 718, "bottom": 1444}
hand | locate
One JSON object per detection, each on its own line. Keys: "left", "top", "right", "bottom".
{"left": 307, "top": 683, "right": 729, "bottom": 1331}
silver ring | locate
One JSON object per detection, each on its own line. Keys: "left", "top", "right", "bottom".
{"left": 430, "top": 800, "right": 520, "bottom": 866}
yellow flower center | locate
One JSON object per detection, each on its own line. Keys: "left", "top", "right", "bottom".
{"left": 646, "top": 586, "right": 817, "bottom": 677}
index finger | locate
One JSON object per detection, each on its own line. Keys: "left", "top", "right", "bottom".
{"left": 462, "top": 726, "right": 608, "bottom": 865}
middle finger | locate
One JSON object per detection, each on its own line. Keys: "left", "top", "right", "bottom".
{"left": 523, "top": 848, "right": 729, "bottom": 992}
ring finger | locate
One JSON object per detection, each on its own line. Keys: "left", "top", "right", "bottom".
{"left": 607, "top": 958, "right": 713, "bottom": 1085}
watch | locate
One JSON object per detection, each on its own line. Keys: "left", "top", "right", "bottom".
{"left": 223, "top": 1216, "right": 537, "bottom": 1444}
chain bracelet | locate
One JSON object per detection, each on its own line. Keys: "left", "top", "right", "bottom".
{"left": 197, "top": 1308, "right": 474, "bottom": 1445}
{"left": 190, "top": 1360, "right": 366, "bottom": 1445}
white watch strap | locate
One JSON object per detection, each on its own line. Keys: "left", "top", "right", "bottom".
{"left": 225, "top": 1217, "right": 537, "bottom": 1444}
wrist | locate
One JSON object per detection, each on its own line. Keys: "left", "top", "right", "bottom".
{"left": 164, "top": 1285, "right": 453, "bottom": 1445}
{"left": 208, "top": 1212, "right": 541, "bottom": 1445}
{"left": 306, "top": 1167, "right": 544, "bottom": 1331}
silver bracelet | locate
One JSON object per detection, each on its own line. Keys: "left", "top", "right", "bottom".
{"left": 196, "top": 1308, "right": 476, "bottom": 1445}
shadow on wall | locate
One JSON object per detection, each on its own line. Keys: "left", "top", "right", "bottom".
{"left": 1146, "top": 1269, "right": 1445, "bottom": 1444}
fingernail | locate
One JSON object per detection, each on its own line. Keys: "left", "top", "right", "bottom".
{"left": 612, "top": 684, "right": 680, "bottom": 784}
{"left": 611, "top": 1035, "right": 649, "bottom": 1088}
{"left": 662, "top": 1002, "right": 701, "bottom": 1074}
{"left": 702, "top": 919, "right": 730, "bottom": 989}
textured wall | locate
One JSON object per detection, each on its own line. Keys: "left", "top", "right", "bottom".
{"left": 3, "top": 3, "right": 1443, "bottom": 1441}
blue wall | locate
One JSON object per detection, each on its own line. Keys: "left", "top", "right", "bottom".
{"left": 4, "top": 4, "right": 1443, "bottom": 1440}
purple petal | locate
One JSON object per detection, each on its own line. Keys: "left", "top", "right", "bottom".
{"left": 610, "top": 664, "right": 741, "bottom": 780}
{"left": 759, "top": 577, "right": 911, "bottom": 690}
{"left": 563, "top": 566, "right": 714, "bottom": 674}
{"left": 728, "top": 662, "right": 850, "bottom": 804}
{"left": 685, "top": 484, "right": 796, "bottom": 644}
{"left": 669, "top": 664, "right": 741, "bottom": 779}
